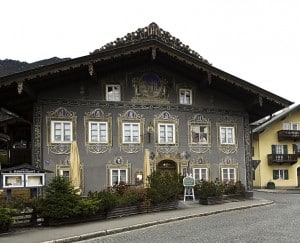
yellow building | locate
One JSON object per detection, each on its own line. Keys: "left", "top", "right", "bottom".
{"left": 252, "top": 104, "right": 300, "bottom": 189}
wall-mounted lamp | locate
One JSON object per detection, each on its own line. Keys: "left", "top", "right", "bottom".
{"left": 135, "top": 171, "right": 143, "bottom": 186}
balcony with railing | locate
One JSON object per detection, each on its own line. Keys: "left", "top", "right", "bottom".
{"left": 277, "top": 130, "right": 300, "bottom": 141}
{"left": 267, "top": 154, "right": 298, "bottom": 165}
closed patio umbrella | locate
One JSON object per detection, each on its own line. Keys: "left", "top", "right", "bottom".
{"left": 70, "top": 141, "right": 81, "bottom": 194}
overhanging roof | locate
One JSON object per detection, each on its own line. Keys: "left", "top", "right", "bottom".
{"left": 0, "top": 23, "right": 293, "bottom": 123}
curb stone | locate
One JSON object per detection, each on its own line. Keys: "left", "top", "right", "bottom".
{"left": 42, "top": 200, "right": 274, "bottom": 243}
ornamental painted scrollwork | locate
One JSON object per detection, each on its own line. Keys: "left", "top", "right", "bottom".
{"left": 217, "top": 116, "right": 238, "bottom": 154}
{"left": 188, "top": 114, "right": 211, "bottom": 153}
{"left": 92, "top": 23, "right": 209, "bottom": 64}
{"left": 46, "top": 107, "right": 77, "bottom": 154}
{"left": 118, "top": 110, "right": 144, "bottom": 153}
{"left": 84, "top": 108, "right": 112, "bottom": 154}
{"left": 154, "top": 111, "right": 179, "bottom": 154}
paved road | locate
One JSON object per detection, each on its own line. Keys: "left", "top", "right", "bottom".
{"left": 80, "top": 191, "right": 300, "bottom": 243}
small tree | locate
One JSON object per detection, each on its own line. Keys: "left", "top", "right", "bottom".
{"left": 37, "top": 176, "right": 80, "bottom": 220}
{"left": 0, "top": 208, "right": 17, "bottom": 232}
{"left": 147, "top": 170, "right": 183, "bottom": 204}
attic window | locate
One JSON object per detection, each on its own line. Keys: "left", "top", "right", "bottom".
{"left": 179, "top": 89, "right": 192, "bottom": 105}
{"left": 106, "top": 85, "right": 121, "bottom": 101}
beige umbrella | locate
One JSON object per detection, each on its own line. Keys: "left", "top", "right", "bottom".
{"left": 143, "top": 149, "right": 151, "bottom": 187}
{"left": 70, "top": 141, "right": 81, "bottom": 194}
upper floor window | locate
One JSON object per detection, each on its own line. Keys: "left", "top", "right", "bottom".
{"left": 220, "top": 126, "right": 235, "bottom": 145}
{"left": 158, "top": 123, "right": 175, "bottom": 144}
{"left": 51, "top": 121, "right": 72, "bottom": 143}
{"left": 179, "top": 89, "right": 192, "bottom": 105}
{"left": 271, "top": 144, "right": 287, "bottom": 154}
{"left": 89, "top": 121, "right": 108, "bottom": 143}
{"left": 191, "top": 125, "right": 209, "bottom": 144}
{"left": 221, "top": 168, "right": 236, "bottom": 182}
{"left": 283, "top": 122, "right": 300, "bottom": 130}
{"left": 106, "top": 85, "right": 121, "bottom": 101}
{"left": 123, "top": 123, "right": 140, "bottom": 143}
{"left": 193, "top": 168, "right": 208, "bottom": 182}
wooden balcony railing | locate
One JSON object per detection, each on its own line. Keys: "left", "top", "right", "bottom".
{"left": 277, "top": 130, "right": 300, "bottom": 141}
{"left": 267, "top": 154, "right": 298, "bottom": 165}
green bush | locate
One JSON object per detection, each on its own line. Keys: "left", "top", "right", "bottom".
{"left": 224, "top": 181, "right": 246, "bottom": 196}
{"left": 116, "top": 186, "right": 147, "bottom": 206}
{"left": 147, "top": 171, "right": 183, "bottom": 204}
{"left": 0, "top": 208, "right": 17, "bottom": 232}
{"left": 87, "top": 190, "right": 118, "bottom": 215}
{"left": 37, "top": 176, "right": 80, "bottom": 220}
{"left": 194, "top": 179, "right": 224, "bottom": 199}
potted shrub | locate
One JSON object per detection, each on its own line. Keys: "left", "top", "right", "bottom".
{"left": 266, "top": 181, "right": 275, "bottom": 189}
{"left": 195, "top": 179, "right": 224, "bottom": 205}
{"left": 223, "top": 181, "right": 246, "bottom": 200}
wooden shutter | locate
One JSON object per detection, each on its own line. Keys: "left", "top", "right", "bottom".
{"left": 273, "top": 170, "right": 278, "bottom": 180}
{"left": 271, "top": 145, "right": 276, "bottom": 154}
{"left": 284, "top": 170, "right": 289, "bottom": 180}
{"left": 283, "top": 145, "right": 288, "bottom": 154}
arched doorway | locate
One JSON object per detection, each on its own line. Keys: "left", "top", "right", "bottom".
{"left": 157, "top": 160, "right": 177, "bottom": 172}
{"left": 297, "top": 167, "right": 300, "bottom": 188}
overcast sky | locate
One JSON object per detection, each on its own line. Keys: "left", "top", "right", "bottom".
{"left": 1, "top": 0, "right": 299, "bottom": 104}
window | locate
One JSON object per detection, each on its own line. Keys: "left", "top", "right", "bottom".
{"left": 283, "top": 122, "right": 300, "bottom": 130}
{"left": 122, "top": 123, "right": 140, "bottom": 143}
{"left": 111, "top": 169, "right": 127, "bottom": 185}
{"left": 222, "top": 168, "right": 236, "bottom": 182}
{"left": 191, "top": 125, "right": 208, "bottom": 144}
{"left": 106, "top": 85, "right": 121, "bottom": 101}
{"left": 273, "top": 169, "right": 288, "bottom": 180}
{"left": 220, "top": 126, "right": 235, "bottom": 144}
{"left": 89, "top": 121, "right": 108, "bottom": 143}
{"left": 271, "top": 145, "right": 287, "bottom": 154}
{"left": 26, "top": 174, "right": 45, "bottom": 187}
{"left": 58, "top": 168, "right": 70, "bottom": 179}
{"left": 293, "top": 144, "right": 300, "bottom": 153}
{"left": 3, "top": 174, "right": 24, "bottom": 188}
{"left": 179, "top": 89, "right": 192, "bottom": 105}
{"left": 158, "top": 123, "right": 175, "bottom": 144}
{"left": 193, "top": 168, "right": 208, "bottom": 181}
{"left": 51, "top": 121, "right": 72, "bottom": 143}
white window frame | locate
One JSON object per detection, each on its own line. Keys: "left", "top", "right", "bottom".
{"left": 58, "top": 168, "right": 70, "bottom": 178}
{"left": 283, "top": 122, "right": 300, "bottom": 130}
{"left": 273, "top": 169, "right": 288, "bottom": 180}
{"left": 158, "top": 123, "right": 175, "bottom": 144}
{"left": 274, "top": 144, "right": 285, "bottom": 154}
{"left": 193, "top": 168, "right": 208, "bottom": 181}
{"left": 220, "top": 126, "right": 235, "bottom": 145}
{"left": 106, "top": 84, "right": 121, "bottom": 101}
{"left": 3, "top": 174, "right": 24, "bottom": 188}
{"left": 51, "top": 121, "right": 72, "bottom": 143}
{"left": 191, "top": 124, "right": 209, "bottom": 144}
{"left": 88, "top": 121, "right": 108, "bottom": 143}
{"left": 122, "top": 122, "right": 140, "bottom": 143}
{"left": 179, "top": 88, "right": 192, "bottom": 105}
{"left": 25, "top": 174, "right": 45, "bottom": 187}
{"left": 221, "top": 168, "right": 236, "bottom": 182}
{"left": 110, "top": 169, "right": 128, "bottom": 186}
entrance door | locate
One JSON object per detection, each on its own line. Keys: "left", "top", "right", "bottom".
{"left": 297, "top": 167, "right": 300, "bottom": 187}
{"left": 157, "top": 160, "right": 177, "bottom": 172}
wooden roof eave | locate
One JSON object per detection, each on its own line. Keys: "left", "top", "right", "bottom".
{"left": 0, "top": 39, "right": 293, "bottom": 110}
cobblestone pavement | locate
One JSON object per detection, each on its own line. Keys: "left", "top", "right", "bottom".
{"left": 78, "top": 191, "right": 300, "bottom": 243}
{"left": 1, "top": 191, "right": 295, "bottom": 243}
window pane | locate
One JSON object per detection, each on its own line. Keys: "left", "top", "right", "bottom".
{"left": 120, "top": 170, "right": 126, "bottom": 182}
